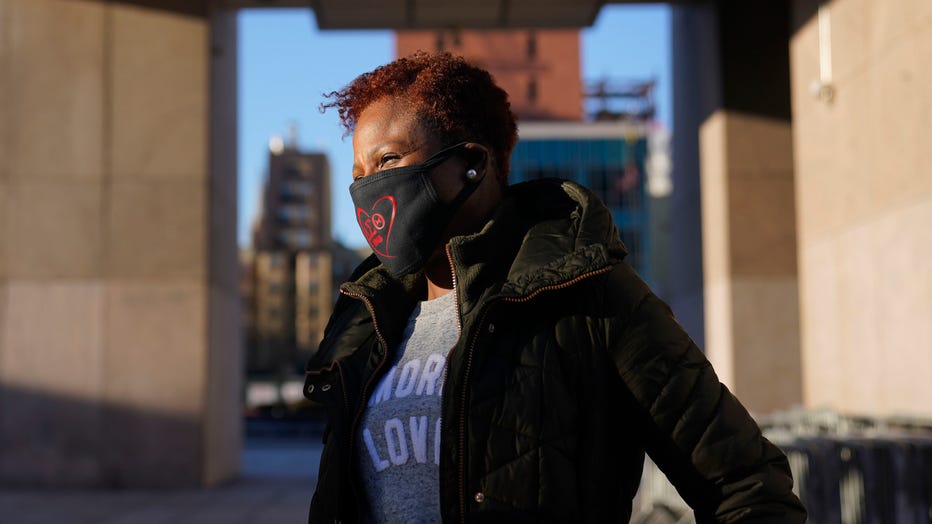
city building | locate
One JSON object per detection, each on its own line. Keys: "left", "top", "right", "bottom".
{"left": 509, "top": 120, "right": 670, "bottom": 293}
{"left": 252, "top": 135, "right": 331, "bottom": 253}
{"left": 243, "top": 137, "right": 363, "bottom": 382}
{"left": 397, "top": 29, "right": 582, "bottom": 121}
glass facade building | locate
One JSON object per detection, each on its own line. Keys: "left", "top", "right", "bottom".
{"left": 509, "top": 122, "right": 653, "bottom": 284}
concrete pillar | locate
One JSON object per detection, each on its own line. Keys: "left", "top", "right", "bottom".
{"left": 790, "top": 0, "right": 932, "bottom": 418}
{"left": 206, "top": 2, "right": 242, "bottom": 487}
{"left": 0, "top": 0, "right": 240, "bottom": 487}
{"left": 670, "top": 3, "right": 720, "bottom": 348}
{"left": 675, "top": 0, "right": 803, "bottom": 414}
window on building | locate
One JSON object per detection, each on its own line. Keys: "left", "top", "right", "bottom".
{"left": 277, "top": 204, "right": 311, "bottom": 224}
{"left": 528, "top": 77, "right": 538, "bottom": 105}
{"left": 527, "top": 31, "right": 537, "bottom": 60}
{"left": 279, "top": 229, "right": 312, "bottom": 249}
{"left": 295, "top": 158, "right": 314, "bottom": 175}
{"left": 588, "top": 165, "right": 641, "bottom": 210}
{"left": 281, "top": 180, "right": 312, "bottom": 200}
{"left": 435, "top": 31, "right": 445, "bottom": 52}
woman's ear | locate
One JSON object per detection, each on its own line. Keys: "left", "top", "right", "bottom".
{"left": 462, "top": 143, "right": 492, "bottom": 175}
{"left": 462, "top": 142, "right": 506, "bottom": 186}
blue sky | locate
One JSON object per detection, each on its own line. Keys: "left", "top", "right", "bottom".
{"left": 237, "top": 5, "right": 671, "bottom": 248}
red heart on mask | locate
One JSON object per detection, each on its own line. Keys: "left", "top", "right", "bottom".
{"left": 356, "top": 195, "right": 396, "bottom": 258}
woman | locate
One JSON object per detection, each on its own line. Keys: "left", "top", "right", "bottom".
{"left": 304, "top": 52, "right": 805, "bottom": 523}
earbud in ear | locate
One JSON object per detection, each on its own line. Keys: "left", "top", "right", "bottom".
{"left": 465, "top": 168, "right": 479, "bottom": 181}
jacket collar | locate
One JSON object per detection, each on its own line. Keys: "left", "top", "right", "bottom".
{"left": 461, "top": 179, "right": 627, "bottom": 299}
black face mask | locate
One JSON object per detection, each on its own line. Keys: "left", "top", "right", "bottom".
{"left": 349, "top": 142, "right": 482, "bottom": 277}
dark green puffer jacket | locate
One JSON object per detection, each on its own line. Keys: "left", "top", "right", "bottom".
{"left": 304, "top": 179, "right": 806, "bottom": 523}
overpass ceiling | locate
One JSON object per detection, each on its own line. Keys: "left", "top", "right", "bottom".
{"left": 107, "top": 1, "right": 688, "bottom": 29}
{"left": 308, "top": 0, "right": 606, "bottom": 29}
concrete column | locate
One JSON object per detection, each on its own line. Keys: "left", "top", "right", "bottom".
{"left": 676, "top": 0, "right": 803, "bottom": 414}
{"left": 790, "top": 0, "right": 932, "bottom": 418}
{"left": 205, "top": 2, "right": 242, "bottom": 487}
{"left": 670, "top": 3, "right": 721, "bottom": 348}
{"left": 700, "top": 112, "right": 801, "bottom": 414}
{"left": 0, "top": 0, "right": 240, "bottom": 487}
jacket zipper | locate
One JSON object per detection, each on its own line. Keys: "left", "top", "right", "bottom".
{"left": 451, "top": 261, "right": 613, "bottom": 523}
{"left": 339, "top": 289, "right": 391, "bottom": 426}
{"left": 455, "top": 306, "right": 489, "bottom": 524}
{"left": 441, "top": 243, "right": 464, "bottom": 392}
{"left": 501, "top": 266, "right": 612, "bottom": 304}
{"left": 439, "top": 244, "right": 468, "bottom": 524}
{"left": 339, "top": 287, "right": 392, "bottom": 515}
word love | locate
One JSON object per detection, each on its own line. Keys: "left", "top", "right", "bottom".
{"left": 363, "top": 416, "right": 442, "bottom": 471}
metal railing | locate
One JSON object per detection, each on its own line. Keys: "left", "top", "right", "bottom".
{"left": 632, "top": 409, "right": 932, "bottom": 524}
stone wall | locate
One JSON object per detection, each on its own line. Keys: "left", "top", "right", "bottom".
{"left": 791, "top": 0, "right": 932, "bottom": 417}
{"left": 0, "top": 0, "right": 240, "bottom": 487}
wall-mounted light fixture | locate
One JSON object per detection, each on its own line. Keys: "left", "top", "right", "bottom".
{"left": 810, "top": 3, "right": 836, "bottom": 103}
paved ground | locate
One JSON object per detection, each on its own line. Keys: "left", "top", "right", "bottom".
{"left": 0, "top": 438, "right": 322, "bottom": 524}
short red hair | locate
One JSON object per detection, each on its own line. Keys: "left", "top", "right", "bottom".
{"left": 322, "top": 51, "right": 519, "bottom": 178}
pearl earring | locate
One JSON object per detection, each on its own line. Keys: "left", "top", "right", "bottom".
{"left": 465, "top": 168, "right": 479, "bottom": 181}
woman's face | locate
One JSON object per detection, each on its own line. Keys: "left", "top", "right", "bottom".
{"left": 351, "top": 97, "right": 467, "bottom": 204}
{"left": 350, "top": 96, "right": 504, "bottom": 269}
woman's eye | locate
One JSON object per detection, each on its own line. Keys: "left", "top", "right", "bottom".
{"left": 379, "top": 154, "right": 400, "bottom": 167}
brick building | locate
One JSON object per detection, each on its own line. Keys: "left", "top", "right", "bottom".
{"left": 396, "top": 29, "right": 582, "bottom": 121}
